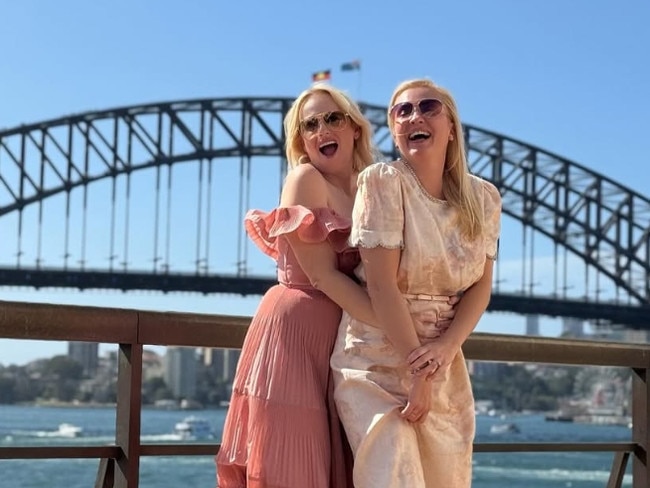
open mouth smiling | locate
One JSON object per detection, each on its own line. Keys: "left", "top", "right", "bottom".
{"left": 408, "top": 131, "right": 431, "bottom": 142}
{"left": 319, "top": 141, "right": 338, "bottom": 156}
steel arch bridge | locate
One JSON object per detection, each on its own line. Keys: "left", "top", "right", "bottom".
{"left": 0, "top": 97, "right": 648, "bottom": 328}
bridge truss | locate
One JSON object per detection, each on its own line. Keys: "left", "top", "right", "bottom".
{"left": 0, "top": 97, "right": 648, "bottom": 327}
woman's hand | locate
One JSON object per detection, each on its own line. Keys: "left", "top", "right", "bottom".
{"left": 407, "top": 339, "right": 457, "bottom": 379}
{"left": 407, "top": 294, "right": 461, "bottom": 378}
{"left": 437, "top": 294, "right": 461, "bottom": 328}
{"left": 399, "top": 376, "right": 432, "bottom": 423}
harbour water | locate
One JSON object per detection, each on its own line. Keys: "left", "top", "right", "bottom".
{"left": 0, "top": 405, "right": 633, "bottom": 488}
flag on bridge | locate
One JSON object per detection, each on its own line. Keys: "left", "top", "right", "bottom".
{"left": 312, "top": 69, "right": 331, "bottom": 82}
{"left": 340, "top": 59, "right": 361, "bottom": 71}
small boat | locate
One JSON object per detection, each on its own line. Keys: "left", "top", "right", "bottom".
{"left": 489, "top": 422, "right": 520, "bottom": 435}
{"left": 172, "top": 416, "right": 214, "bottom": 440}
{"left": 545, "top": 412, "right": 574, "bottom": 422}
{"left": 55, "top": 423, "right": 84, "bottom": 438}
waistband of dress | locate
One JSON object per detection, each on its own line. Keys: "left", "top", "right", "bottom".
{"left": 402, "top": 293, "right": 450, "bottom": 302}
{"left": 358, "top": 281, "right": 450, "bottom": 302}
{"left": 278, "top": 281, "right": 323, "bottom": 293}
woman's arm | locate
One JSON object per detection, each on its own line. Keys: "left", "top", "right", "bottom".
{"left": 358, "top": 246, "right": 421, "bottom": 359}
{"left": 408, "top": 258, "right": 494, "bottom": 376}
{"left": 360, "top": 245, "right": 435, "bottom": 423}
{"left": 280, "top": 164, "right": 379, "bottom": 326}
{"left": 440, "top": 258, "right": 494, "bottom": 350}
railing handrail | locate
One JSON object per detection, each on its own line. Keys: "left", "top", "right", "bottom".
{"left": 2, "top": 299, "right": 649, "bottom": 365}
{"left": 1, "top": 299, "right": 648, "bottom": 488}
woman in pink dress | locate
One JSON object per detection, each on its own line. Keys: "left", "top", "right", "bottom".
{"left": 331, "top": 79, "right": 502, "bottom": 487}
{"left": 215, "top": 84, "right": 444, "bottom": 487}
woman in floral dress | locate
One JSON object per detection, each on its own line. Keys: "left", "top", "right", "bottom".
{"left": 331, "top": 79, "right": 502, "bottom": 487}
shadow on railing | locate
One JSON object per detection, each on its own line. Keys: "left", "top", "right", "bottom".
{"left": 0, "top": 300, "right": 649, "bottom": 488}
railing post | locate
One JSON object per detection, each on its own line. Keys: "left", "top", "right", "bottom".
{"left": 95, "top": 458, "right": 115, "bottom": 488}
{"left": 114, "top": 342, "right": 143, "bottom": 488}
{"left": 607, "top": 451, "right": 629, "bottom": 488}
{"left": 632, "top": 367, "right": 650, "bottom": 487}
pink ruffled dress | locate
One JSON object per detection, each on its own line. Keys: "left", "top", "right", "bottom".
{"left": 215, "top": 205, "right": 358, "bottom": 488}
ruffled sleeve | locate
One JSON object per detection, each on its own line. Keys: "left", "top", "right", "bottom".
{"left": 482, "top": 180, "right": 502, "bottom": 260}
{"left": 350, "top": 162, "right": 404, "bottom": 249}
{"left": 244, "top": 205, "right": 352, "bottom": 260}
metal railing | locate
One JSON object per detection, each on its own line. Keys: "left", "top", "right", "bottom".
{"left": 0, "top": 299, "right": 648, "bottom": 487}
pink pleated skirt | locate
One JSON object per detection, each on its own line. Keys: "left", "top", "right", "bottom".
{"left": 216, "top": 284, "right": 352, "bottom": 488}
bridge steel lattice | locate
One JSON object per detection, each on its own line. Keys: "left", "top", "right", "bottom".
{"left": 0, "top": 97, "right": 648, "bottom": 328}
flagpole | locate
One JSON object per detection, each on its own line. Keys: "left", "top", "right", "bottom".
{"left": 357, "top": 68, "right": 362, "bottom": 102}
{"left": 340, "top": 60, "right": 362, "bottom": 101}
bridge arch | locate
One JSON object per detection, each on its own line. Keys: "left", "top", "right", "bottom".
{"left": 0, "top": 97, "right": 647, "bottom": 313}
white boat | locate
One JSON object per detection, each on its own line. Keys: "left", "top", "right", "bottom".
{"left": 489, "top": 422, "right": 520, "bottom": 435}
{"left": 172, "top": 416, "right": 213, "bottom": 440}
{"left": 55, "top": 423, "right": 83, "bottom": 438}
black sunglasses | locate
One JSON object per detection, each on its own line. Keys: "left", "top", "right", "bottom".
{"left": 299, "top": 111, "right": 349, "bottom": 135}
{"left": 389, "top": 98, "right": 444, "bottom": 121}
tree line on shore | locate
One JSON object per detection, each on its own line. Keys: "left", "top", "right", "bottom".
{"left": 0, "top": 355, "right": 629, "bottom": 412}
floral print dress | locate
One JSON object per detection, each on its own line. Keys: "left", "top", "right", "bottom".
{"left": 331, "top": 161, "right": 502, "bottom": 488}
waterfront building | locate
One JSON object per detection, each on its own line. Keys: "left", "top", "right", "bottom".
{"left": 67, "top": 341, "right": 98, "bottom": 377}
{"left": 164, "top": 347, "right": 198, "bottom": 400}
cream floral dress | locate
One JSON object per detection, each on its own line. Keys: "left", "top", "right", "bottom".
{"left": 330, "top": 160, "right": 502, "bottom": 488}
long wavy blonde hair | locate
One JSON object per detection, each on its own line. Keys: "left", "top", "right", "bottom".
{"left": 284, "top": 84, "right": 376, "bottom": 172}
{"left": 388, "top": 79, "right": 484, "bottom": 241}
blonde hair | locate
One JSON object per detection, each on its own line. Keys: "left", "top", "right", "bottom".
{"left": 284, "top": 84, "right": 375, "bottom": 172}
{"left": 388, "top": 78, "right": 484, "bottom": 241}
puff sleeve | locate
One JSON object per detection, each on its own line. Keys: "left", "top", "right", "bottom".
{"left": 482, "top": 180, "right": 502, "bottom": 260}
{"left": 244, "top": 206, "right": 351, "bottom": 260}
{"left": 349, "top": 162, "right": 404, "bottom": 249}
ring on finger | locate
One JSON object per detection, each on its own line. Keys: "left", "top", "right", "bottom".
{"left": 426, "top": 359, "right": 440, "bottom": 369}
{"left": 414, "top": 360, "right": 430, "bottom": 373}
{"left": 427, "top": 359, "right": 441, "bottom": 372}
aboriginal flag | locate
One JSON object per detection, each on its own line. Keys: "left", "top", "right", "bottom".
{"left": 312, "top": 70, "right": 331, "bottom": 82}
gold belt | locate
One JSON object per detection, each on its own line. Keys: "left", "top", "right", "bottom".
{"left": 402, "top": 293, "right": 449, "bottom": 301}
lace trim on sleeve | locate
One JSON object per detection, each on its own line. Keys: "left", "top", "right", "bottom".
{"left": 350, "top": 230, "right": 404, "bottom": 249}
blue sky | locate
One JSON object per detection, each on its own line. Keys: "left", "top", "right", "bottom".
{"left": 1, "top": 0, "right": 649, "bottom": 366}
